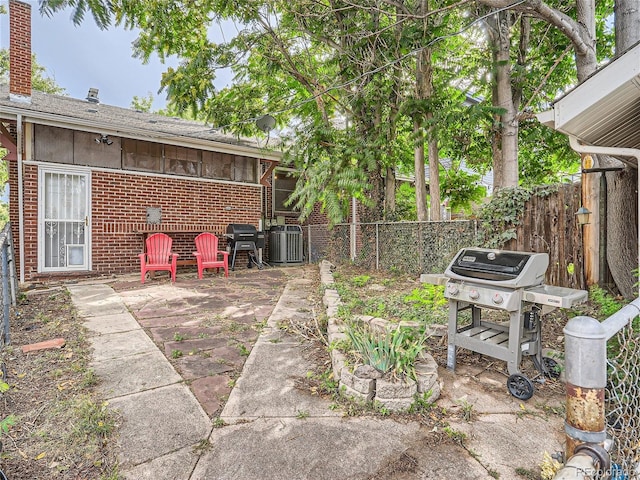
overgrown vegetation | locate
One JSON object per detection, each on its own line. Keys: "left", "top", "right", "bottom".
{"left": 332, "top": 270, "right": 448, "bottom": 325}
{"left": 344, "top": 322, "right": 425, "bottom": 380}
{"left": 0, "top": 289, "right": 119, "bottom": 479}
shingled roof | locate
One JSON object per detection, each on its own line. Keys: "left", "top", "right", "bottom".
{"left": 0, "top": 84, "right": 281, "bottom": 160}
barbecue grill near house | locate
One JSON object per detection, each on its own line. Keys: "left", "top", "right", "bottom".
{"left": 0, "top": 0, "right": 287, "bottom": 283}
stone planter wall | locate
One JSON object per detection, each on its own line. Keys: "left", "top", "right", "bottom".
{"left": 319, "top": 260, "right": 441, "bottom": 411}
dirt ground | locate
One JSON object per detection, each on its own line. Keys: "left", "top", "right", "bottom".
{"left": 0, "top": 287, "right": 118, "bottom": 480}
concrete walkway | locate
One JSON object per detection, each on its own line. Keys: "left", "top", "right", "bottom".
{"left": 67, "top": 267, "right": 566, "bottom": 480}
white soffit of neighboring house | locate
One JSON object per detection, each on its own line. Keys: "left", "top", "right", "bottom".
{"left": 537, "top": 42, "right": 640, "bottom": 150}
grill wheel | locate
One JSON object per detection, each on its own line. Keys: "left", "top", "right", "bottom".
{"left": 506, "top": 373, "right": 534, "bottom": 400}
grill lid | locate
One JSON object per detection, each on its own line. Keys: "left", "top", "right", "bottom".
{"left": 226, "top": 224, "right": 258, "bottom": 241}
{"left": 445, "top": 248, "right": 549, "bottom": 288}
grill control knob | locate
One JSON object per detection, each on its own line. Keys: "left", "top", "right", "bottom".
{"left": 468, "top": 289, "right": 480, "bottom": 300}
{"left": 492, "top": 293, "right": 504, "bottom": 305}
{"left": 447, "top": 283, "right": 460, "bottom": 296}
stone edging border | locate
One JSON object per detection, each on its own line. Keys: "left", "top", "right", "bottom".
{"left": 319, "top": 260, "right": 441, "bottom": 411}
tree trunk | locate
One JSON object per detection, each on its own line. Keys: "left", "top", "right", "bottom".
{"left": 605, "top": 168, "right": 638, "bottom": 297}
{"left": 414, "top": 0, "right": 434, "bottom": 221}
{"left": 606, "top": 0, "right": 640, "bottom": 298}
{"left": 487, "top": 11, "right": 518, "bottom": 188}
{"left": 414, "top": 122, "right": 428, "bottom": 221}
{"left": 615, "top": 0, "right": 640, "bottom": 53}
{"left": 428, "top": 136, "right": 440, "bottom": 221}
{"left": 385, "top": 166, "right": 396, "bottom": 215}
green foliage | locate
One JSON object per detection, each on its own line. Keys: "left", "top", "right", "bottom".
{"left": 404, "top": 284, "right": 446, "bottom": 310}
{"left": 173, "top": 332, "right": 186, "bottom": 342}
{"left": 344, "top": 322, "right": 425, "bottom": 380}
{"left": 130, "top": 93, "right": 154, "bottom": 112}
{"left": 349, "top": 275, "right": 371, "bottom": 288}
{"left": 37, "top": 0, "right": 615, "bottom": 224}
{"left": 0, "top": 414, "right": 16, "bottom": 435}
{"left": 589, "top": 286, "right": 623, "bottom": 318}
{"left": 478, "top": 185, "right": 557, "bottom": 248}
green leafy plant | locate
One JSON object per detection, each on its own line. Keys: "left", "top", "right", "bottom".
{"left": 404, "top": 284, "right": 447, "bottom": 309}
{"left": 173, "top": 332, "right": 186, "bottom": 342}
{"left": 443, "top": 425, "right": 467, "bottom": 445}
{"left": 589, "top": 285, "right": 623, "bottom": 318}
{"left": 171, "top": 349, "right": 183, "bottom": 359}
{"left": 1, "top": 413, "right": 16, "bottom": 435}
{"left": 344, "top": 322, "right": 425, "bottom": 380}
{"left": 349, "top": 275, "right": 371, "bottom": 287}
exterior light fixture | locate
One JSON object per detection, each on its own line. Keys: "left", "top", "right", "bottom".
{"left": 95, "top": 134, "right": 113, "bottom": 145}
{"left": 575, "top": 206, "right": 591, "bottom": 225}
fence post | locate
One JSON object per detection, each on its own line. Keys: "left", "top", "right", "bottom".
{"left": 375, "top": 223, "right": 379, "bottom": 270}
{"left": 562, "top": 315, "right": 607, "bottom": 457}
{"left": 1, "top": 242, "right": 10, "bottom": 346}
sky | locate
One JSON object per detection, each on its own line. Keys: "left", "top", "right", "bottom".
{"left": 0, "top": 1, "right": 233, "bottom": 110}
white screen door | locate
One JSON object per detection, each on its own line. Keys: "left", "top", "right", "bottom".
{"left": 39, "top": 168, "right": 90, "bottom": 271}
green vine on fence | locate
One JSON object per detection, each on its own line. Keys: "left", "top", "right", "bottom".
{"left": 478, "top": 184, "right": 558, "bottom": 249}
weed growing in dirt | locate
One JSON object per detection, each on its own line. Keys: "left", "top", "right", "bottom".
{"left": 443, "top": 425, "right": 467, "bottom": 445}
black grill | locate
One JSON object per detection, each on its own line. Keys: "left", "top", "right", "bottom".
{"left": 225, "top": 224, "right": 264, "bottom": 270}
{"left": 444, "top": 247, "right": 548, "bottom": 289}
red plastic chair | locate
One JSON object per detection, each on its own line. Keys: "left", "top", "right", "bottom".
{"left": 193, "top": 232, "right": 229, "bottom": 279}
{"left": 138, "top": 233, "right": 179, "bottom": 284}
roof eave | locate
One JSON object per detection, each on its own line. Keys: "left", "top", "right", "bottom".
{"left": 0, "top": 104, "right": 282, "bottom": 162}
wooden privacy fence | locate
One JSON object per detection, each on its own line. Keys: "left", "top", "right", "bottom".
{"left": 303, "top": 182, "right": 585, "bottom": 290}
{"left": 502, "top": 182, "right": 585, "bottom": 290}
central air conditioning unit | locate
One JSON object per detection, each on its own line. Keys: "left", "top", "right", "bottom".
{"left": 269, "top": 225, "right": 303, "bottom": 264}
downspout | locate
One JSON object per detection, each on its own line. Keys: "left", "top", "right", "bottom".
{"left": 568, "top": 135, "right": 640, "bottom": 296}
{"left": 16, "top": 114, "right": 24, "bottom": 284}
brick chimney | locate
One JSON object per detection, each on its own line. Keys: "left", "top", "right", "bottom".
{"left": 9, "top": 0, "right": 32, "bottom": 102}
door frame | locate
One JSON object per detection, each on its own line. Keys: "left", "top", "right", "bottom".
{"left": 37, "top": 165, "right": 92, "bottom": 272}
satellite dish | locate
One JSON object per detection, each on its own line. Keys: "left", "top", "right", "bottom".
{"left": 256, "top": 114, "right": 276, "bottom": 132}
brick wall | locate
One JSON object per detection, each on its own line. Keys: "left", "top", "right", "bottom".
{"left": 11, "top": 164, "right": 262, "bottom": 280}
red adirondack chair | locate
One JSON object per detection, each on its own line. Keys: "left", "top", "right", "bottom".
{"left": 193, "top": 232, "right": 229, "bottom": 279}
{"left": 138, "top": 233, "right": 179, "bottom": 284}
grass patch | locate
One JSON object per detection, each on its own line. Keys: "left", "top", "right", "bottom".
{"left": 0, "top": 289, "right": 119, "bottom": 479}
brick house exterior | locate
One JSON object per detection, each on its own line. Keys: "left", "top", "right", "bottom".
{"left": 1, "top": 0, "right": 287, "bottom": 282}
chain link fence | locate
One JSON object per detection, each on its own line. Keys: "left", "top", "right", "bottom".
{"left": 304, "top": 220, "right": 479, "bottom": 274}
{"left": 606, "top": 318, "right": 640, "bottom": 477}
{"left": 0, "top": 223, "right": 17, "bottom": 349}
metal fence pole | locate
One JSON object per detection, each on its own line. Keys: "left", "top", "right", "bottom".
{"left": 375, "top": 223, "right": 379, "bottom": 270}
{"left": 1, "top": 242, "right": 10, "bottom": 346}
{"left": 563, "top": 315, "right": 607, "bottom": 457}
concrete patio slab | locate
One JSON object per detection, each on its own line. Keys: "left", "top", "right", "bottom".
{"left": 92, "top": 350, "right": 182, "bottom": 398}
{"left": 109, "top": 383, "right": 211, "bottom": 468}
{"left": 84, "top": 312, "right": 141, "bottom": 335}
{"left": 122, "top": 445, "right": 201, "bottom": 480}
{"left": 190, "top": 417, "right": 487, "bottom": 480}
{"left": 220, "top": 334, "right": 341, "bottom": 422}
{"left": 67, "top": 284, "right": 129, "bottom": 316}
{"left": 91, "top": 329, "right": 157, "bottom": 361}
